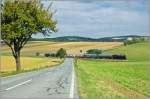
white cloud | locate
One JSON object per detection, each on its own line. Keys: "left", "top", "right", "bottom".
{"left": 38, "top": 0, "right": 149, "bottom": 38}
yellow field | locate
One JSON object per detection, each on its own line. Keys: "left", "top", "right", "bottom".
{"left": 1, "top": 56, "right": 62, "bottom": 72}
{"left": 2, "top": 41, "right": 123, "bottom": 56}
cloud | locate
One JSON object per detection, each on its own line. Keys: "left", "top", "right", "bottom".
{"left": 36, "top": 0, "right": 149, "bottom": 38}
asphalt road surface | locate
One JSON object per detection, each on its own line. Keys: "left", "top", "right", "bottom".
{"left": 0, "top": 58, "right": 79, "bottom": 98}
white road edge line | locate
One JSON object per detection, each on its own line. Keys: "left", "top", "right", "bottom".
{"left": 5, "top": 79, "right": 32, "bottom": 91}
{"left": 69, "top": 61, "right": 75, "bottom": 98}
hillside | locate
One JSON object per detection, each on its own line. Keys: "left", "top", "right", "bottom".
{"left": 75, "top": 42, "right": 149, "bottom": 98}
{"left": 30, "top": 35, "right": 148, "bottom": 42}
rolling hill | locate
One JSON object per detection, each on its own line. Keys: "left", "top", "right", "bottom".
{"left": 31, "top": 35, "right": 148, "bottom": 42}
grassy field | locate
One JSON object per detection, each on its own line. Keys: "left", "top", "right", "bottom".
{"left": 1, "top": 41, "right": 123, "bottom": 56}
{"left": 106, "top": 42, "right": 149, "bottom": 61}
{"left": 75, "top": 42, "right": 149, "bottom": 98}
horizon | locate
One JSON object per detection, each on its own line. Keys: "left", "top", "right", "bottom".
{"left": 32, "top": 0, "right": 149, "bottom": 39}
{"left": 32, "top": 34, "right": 148, "bottom": 39}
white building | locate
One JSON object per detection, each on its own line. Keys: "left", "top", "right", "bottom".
{"left": 127, "top": 37, "right": 133, "bottom": 41}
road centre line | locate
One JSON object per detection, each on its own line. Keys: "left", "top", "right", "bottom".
{"left": 5, "top": 79, "right": 32, "bottom": 91}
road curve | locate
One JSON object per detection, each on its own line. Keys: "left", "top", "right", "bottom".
{"left": 0, "top": 58, "right": 79, "bottom": 98}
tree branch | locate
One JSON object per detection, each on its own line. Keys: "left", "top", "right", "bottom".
{"left": 18, "top": 34, "right": 32, "bottom": 50}
{"left": 3, "top": 40, "right": 16, "bottom": 57}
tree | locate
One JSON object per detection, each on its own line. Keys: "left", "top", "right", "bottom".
{"left": 44, "top": 53, "right": 51, "bottom": 57}
{"left": 123, "top": 41, "right": 127, "bottom": 46}
{"left": 80, "top": 50, "right": 82, "bottom": 54}
{"left": 1, "top": 0, "right": 57, "bottom": 71}
{"left": 56, "top": 48, "right": 67, "bottom": 59}
{"left": 36, "top": 52, "right": 40, "bottom": 56}
{"left": 86, "top": 49, "right": 102, "bottom": 55}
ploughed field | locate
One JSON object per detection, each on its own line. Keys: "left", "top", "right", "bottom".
{"left": 1, "top": 41, "right": 123, "bottom": 56}
{"left": 75, "top": 42, "right": 149, "bottom": 98}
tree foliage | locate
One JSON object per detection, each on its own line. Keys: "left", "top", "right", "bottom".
{"left": 86, "top": 49, "right": 102, "bottom": 55}
{"left": 56, "top": 48, "right": 67, "bottom": 59}
{"left": 1, "top": 0, "right": 57, "bottom": 71}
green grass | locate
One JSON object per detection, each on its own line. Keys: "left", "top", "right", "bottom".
{"left": 106, "top": 42, "right": 149, "bottom": 61}
{"left": 75, "top": 42, "right": 149, "bottom": 98}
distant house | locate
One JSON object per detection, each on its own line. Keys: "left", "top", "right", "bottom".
{"left": 112, "top": 37, "right": 123, "bottom": 40}
{"left": 127, "top": 37, "right": 133, "bottom": 41}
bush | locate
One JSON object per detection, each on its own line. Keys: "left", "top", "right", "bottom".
{"left": 86, "top": 49, "right": 102, "bottom": 55}
{"left": 44, "top": 53, "right": 51, "bottom": 57}
{"left": 124, "top": 37, "right": 146, "bottom": 45}
{"left": 112, "top": 54, "right": 126, "bottom": 60}
{"left": 56, "top": 48, "right": 67, "bottom": 58}
{"left": 123, "top": 41, "right": 127, "bottom": 46}
{"left": 44, "top": 53, "right": 56, "bottom": 57}
{"left": 50, "top": 53, "right": 56, "bottom": 57}
{"left": 36, "top": 52, "right": 40, "bottom": 56}
{"left": 80, "top": 50, "right": 83, "bottom": 53}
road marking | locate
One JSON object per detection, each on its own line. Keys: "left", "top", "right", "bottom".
{"left": 69, "top": 61, "right": 75, "bottom": 98}
{"left": 5, "top": 79, "right": 32, "bottom": 91}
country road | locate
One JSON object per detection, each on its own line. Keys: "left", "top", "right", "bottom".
{"left": 0, "top": 58, "right": 79, "bottom": 98}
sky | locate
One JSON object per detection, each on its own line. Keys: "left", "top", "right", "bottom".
{"left": 33, "top": 0, "right": 149, "bottom": 38}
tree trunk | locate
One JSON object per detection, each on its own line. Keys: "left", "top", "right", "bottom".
{"left": 15, "top": 51, "right": 21, "bottom": 71}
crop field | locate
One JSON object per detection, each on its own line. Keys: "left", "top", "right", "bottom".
{"left": 1, "top": 41, "right": 123, "bottom": 56}
{"left": 1, "top": 56, "right": 62, "bottom": 72}
{"left": 1, "top": 41, "right": 122, "bottom": 76}
{"left": 75, "top": 42, "right": 149, "bottom": 98}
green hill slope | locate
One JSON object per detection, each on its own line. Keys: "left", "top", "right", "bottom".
{"left": 75, "top": 41, "right": 149, "bottom": 98}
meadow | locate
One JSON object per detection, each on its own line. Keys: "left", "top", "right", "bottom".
{"left": 75, "top": 41, "right": 149, "bottom": 98}
{"left": 107, "top": 42, "right": 149, "bottom": 61}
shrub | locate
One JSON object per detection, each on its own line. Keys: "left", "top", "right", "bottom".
{"left": 36, "top": 52, "right": 40, "bottom": 56}
{"left": 123, "top": 41, "right": 127, "bottom": 46}
{"left": 124, "top": 37, "right": 147, "bottom": 45}
{"left": 80, "top": 50, "right": 83, "bottom": 53}
{"left": 86, "top": 49, "right": 102, "bottom": 55}
{"left": 44, "top": 53, "right": 56, "bottom": 57}
{"left": 112, "top": 54, "right": 126, "bottom": 60}
{"left": 44, "top": 53, "right": 51, "bottom": 57}
{"left": 50, "top": 53, "right": 56, "bottom": 57}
